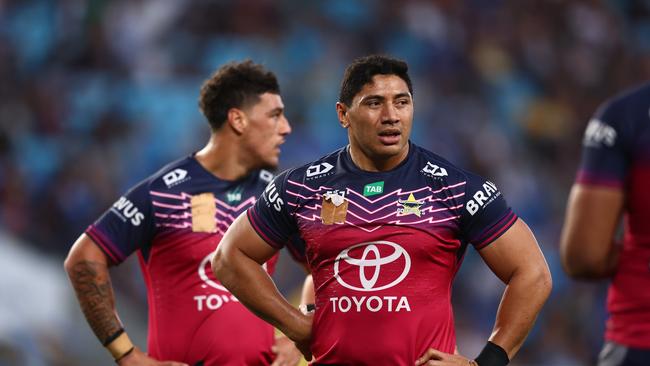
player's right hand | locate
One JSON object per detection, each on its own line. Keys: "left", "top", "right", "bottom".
{"left": 117, "top": 347, "right": 189, "bottom": 366}
{"left": 290, "top": 311, "right": 314, "bottom": 361}
{"left": 415, "top": 348, "right": 476, "bottom": 365}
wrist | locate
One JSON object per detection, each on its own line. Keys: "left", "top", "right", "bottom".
{"left": 474, "top": 341, "right": 509, "bottom": 366}
{"left": 103, "top": 329, "right": 135, "bottom": 362}
{"left": 281, "top": 309, "right": 311, "bottom": 342}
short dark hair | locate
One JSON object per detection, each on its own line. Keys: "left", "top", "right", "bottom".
{"left": 199, "top": 60, "right": 280, "bottom": 130}
{"left": 339, "top": 55, "right": 413, "bottom": 106}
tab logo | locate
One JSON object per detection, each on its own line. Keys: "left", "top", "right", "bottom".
{"left": 163, "top": 169, "right": 190, "bottom": 188}
{"left": 226, "top": 186, "right": 243, "bottom": 203}
{"left": 110, "top": 197, "right": 145, "bottom": 226}
{"left": 421, "top": 162, "right": 448, "bottom": 177}
{"left": 465, "top": 181, "right": 500, "bottom": 216}
{"left": 363, "top": 181, "right": 384, "bottom": 197}
{"left": 306, "top": 163, "right": 334, "bottom": 178}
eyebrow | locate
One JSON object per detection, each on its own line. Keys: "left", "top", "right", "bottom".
{"left": 359, "top": 92, "right": 413, "bottom": 103}
{"left": 266, "top": 106, "right": 284, "bottom": 116}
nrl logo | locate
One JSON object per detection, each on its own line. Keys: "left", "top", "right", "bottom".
{"left": 397, "top": 193, "right": 424, "bottom": 217}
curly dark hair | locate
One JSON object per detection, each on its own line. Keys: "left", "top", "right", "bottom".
{"left": 199, "top": 60, "right": 280, "bottom": 130}
{"left": 339, "top": 55, "right": 413, "bottom": 106}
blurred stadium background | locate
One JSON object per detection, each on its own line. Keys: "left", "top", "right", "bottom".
{"left": 1, "top": 0, "right": 649, "bottom": 364}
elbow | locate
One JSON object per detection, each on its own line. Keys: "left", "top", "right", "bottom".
{"left": 561, "top": 256, "right": 585, "bottom": 279}
{"left": 211, "top": 247, "right": 229, "bottom": 283}
{"left": 63, "top": 253, "right": 73, "bottom": 275}
{"left": 537, "top": 266, "right": 553, "bottom": 301}
{"left": 561, "top": 250, "right": 610, "bottom": 280}
{"left": 63, "top": 249, "right": 79, "bottom": 276}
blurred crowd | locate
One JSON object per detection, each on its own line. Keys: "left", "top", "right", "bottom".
{"left": 1, "top": 0, "right": 649, "bottom": 364}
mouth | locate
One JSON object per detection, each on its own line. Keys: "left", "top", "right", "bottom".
{"left": 377, "top": 129, "right": 401, "bottom": 145}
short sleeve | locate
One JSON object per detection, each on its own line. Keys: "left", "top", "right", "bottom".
{"left": 459, "top": 173, "right": 518, "bottom": 250}
{"left": 247, "top": 170, "right": 300, "bottom": 250}
{"left": 576, "top": 100, "right": 630, "bottom": 188}
{"left": 85, "top": 179, "right": 155, "bottom": 264}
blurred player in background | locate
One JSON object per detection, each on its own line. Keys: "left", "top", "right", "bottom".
{"left": 64, "top": 61, "right": 302, "bottom": 366}
{"left": 212, "top": 55, "right": 552, "bottom": 366}
{"left": 561, "top": 83, "right": 650, "bottom": 366}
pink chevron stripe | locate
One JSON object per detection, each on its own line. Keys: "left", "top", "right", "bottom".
{"left": 155, "top": 212, "right": 191, "bottom": 219}
{"left": 287, "top": 201, "right": 321, "bottom": 210}
{"left": 152, "top": 200, "right": 191, "bottom": 209}
{"left": 155, "top": 222, "right": 192, "bottom": 229}
{"left": 216, "top": 210, "right": 240, "bottom": 222}
{"left": 151, "top": 191, "right": 256, "bottom": 211}
{"left": 342, "top": 192, "right": 464, "bottom": 215}
{"left": 344, "top": 204, "right": 463, "bottom": 223}
{"left": 288, "top": 199, "right": 464, "bottom": 220}
{"left": 390, "top": 214, "right": 461, "bottom": 225}
{"left": 215, "top": 197, "right": 256, "bottom": 211}
{"left": 287, "top": 180, "right": 333, "bottom": 192}
{"left": 346, "top": 182, "right": 467, "bottom": 204}
{"left": 150, "top": 190, "right": 192, "bottom": 200}
{"left": 286, "top": 190, "right": 322, "bottom": 200}
{"left": 295, "top": 212, "right": 320, "bottom": 222}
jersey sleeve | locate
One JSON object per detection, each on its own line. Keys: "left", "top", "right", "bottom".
{"left": 85, "top": 179, "right": 155, "bottom": 264}
{"left": 247, "top": 170, "right": 300, "bottom": 251}
{"left": 459, "top": 173, "right": 518, "bottom": 250}
{"left": 576, "top": 99, "right": 631, "bottom": 188}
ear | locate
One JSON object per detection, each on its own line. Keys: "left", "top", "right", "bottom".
{"left": 226, "top": 108, "right": 247, "bottom": 134}
{"left": 336, "top": 102, "right": 350, "bottom": 129}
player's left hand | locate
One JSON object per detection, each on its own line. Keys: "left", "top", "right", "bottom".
{"left": 415, "top": 348, "right": 477, "bottom": 365}
{"left": 271, "top": 334, "right": 302, "bottom": 366}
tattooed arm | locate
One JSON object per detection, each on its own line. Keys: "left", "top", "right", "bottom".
{"left": 64, "top": 234, "right": 187, "bottom": 366}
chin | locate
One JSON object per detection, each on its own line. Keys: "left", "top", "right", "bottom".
{"left": 375, "top": 143, "right": 406, "bottom": 157}
{"left": 259, "top": 157, "right": 279, "bottom": 170}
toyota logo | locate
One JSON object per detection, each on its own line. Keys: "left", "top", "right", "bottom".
{"left": 198, "top": 253, "right": 267, "bottom": 292}
{"left": 334, "top": 241, "right": 411, "bottom": 292}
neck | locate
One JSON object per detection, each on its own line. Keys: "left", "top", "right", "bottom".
{"left": 195, "top": 131, "right": 252, "bottom": 181}
{"left": 348, "top": 143, "right": 410, "bottom": 172}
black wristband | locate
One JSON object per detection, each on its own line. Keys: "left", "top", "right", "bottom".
{"left": 475, "top": 341, "right": 509, "bottom": 366}
{"left": 102, "top": 328, "right": 125, "bottom": 347}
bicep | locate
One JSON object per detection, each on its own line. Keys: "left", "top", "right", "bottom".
{"left": 478, "top": 219, "right": 548, "bottom": 284}
{"left": 218, "top": 212, "right": 279, "bottom": 265}
{"left": 559, "top": 184, "right": 624, "bottom": 272}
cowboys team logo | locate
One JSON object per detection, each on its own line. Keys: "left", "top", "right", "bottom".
{"left": 397, "top": 193, "right": 424, "bottom": 217}
{"left": 334, "top": 241, "right": 411, "bottom": 291}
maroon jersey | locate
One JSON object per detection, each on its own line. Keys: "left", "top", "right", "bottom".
{"left": 86, "top": 155, "right": 279, "bottom": 365}
{"left": 576, "top": 83, "right": 650, "bottom": 348}
{"left": 249, "top": 142, "right": 517, "bottom": 365}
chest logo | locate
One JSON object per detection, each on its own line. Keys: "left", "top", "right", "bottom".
{"left": 397, "top": 193, "right": 424, "bottom": 217}
{"left": 421, "top": 162, "right": 448, "bottom": 177}
{"left": 334, "top": 241, "right": 411, "bottom": 291}
{"left": 321, "top": 190, "right": 348, "bottom": 225}
{"left": 363, "top": 181, "right": 384, "bottom": 197}
{"left": 306, "top": 162, "right": 334, "bottom": 178}
{"left": 163, "top": 168, "right": 190, "bottom": 187}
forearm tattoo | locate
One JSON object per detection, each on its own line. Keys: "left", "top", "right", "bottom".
{"left": 69, "top": 260, "right": 122, "bottom": 342}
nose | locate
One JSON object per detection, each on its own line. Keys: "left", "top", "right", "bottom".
{"left": 381, "top": 103, "right": 399, "bottom": 124}
{"left": 279, "top": 115, "right": 292, "bottom": 135}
